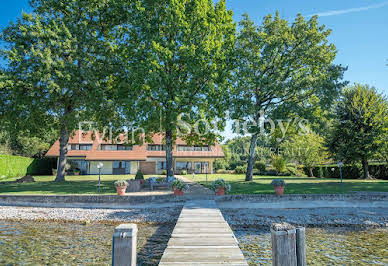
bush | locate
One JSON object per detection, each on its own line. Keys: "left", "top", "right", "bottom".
{"left": 304, "top": 163, "right": 388, "bottom": 179}
{"left": 216, "top": 169, "right": 233, "bottom": 174}
{"left": 271, "top": 155, "right": 287, "bottom": 173}
{"left": 271, "top": 179, "right": 286, "bottom": 187}
{"left": 210, "top": 179, "right": 231, "bottom": 192}
{"left": 135, "top": 170, "right": 144, "bottom": 180}
{"left": 161, "top": 170, "right": 167, "bottom": 175}
{"left": 172, "top": 179, "right": 189, "bottom": 191}
{"left": 114, "top": 180, "right": 128, "bottom": 187}
{"left": 254, "top": 161, "right": 266, "bottom": 172}
{"left": 180, "top": 170, "right": 187, "bottom": 175}
{"left": 234, "top": 165, "right": 246, "bottom": 174}
{"left": 285, "top": 163, "right": 305, "bottom": 177}
{"left": 0, "top": 155, "right": 56, "bottom": 179}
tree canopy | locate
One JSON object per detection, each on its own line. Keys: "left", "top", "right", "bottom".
{"left": 115, "top": 0, "right": 236, "bottom": 176}
{"left": 230, "top": 12, "right": 346, "bottom": 181}
{"left": 0, "top": 0, "right": 119, "bottom": 181}
{"left": 327, "top": 84, "right": 388, "bottom": 178}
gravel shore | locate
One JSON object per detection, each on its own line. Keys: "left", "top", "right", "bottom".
{"left": 0, "top": 206, "right": 182, "bottom": 223}
{"left": 1, "top": 204, "right": 388, "bottom": 227}
{"left": 221, "top": 207, "right": 388, "bottom": 227}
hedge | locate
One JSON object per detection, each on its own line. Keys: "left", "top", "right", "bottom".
{"left": 0, "top": 155, "right": 56, "bottom": 179}
{"left": 304, "top": 163, "right": 388, "bottom": 180}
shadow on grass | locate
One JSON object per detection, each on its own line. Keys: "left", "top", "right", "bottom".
{"left": 0, "top": 181, "right": 116, "bottom": 194}
{"left": 199, "top": 180, "right": 388, "bottom": 194}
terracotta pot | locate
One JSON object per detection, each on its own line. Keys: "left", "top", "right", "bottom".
{"left": 174, "top": 189, "right": 184, "bottom": 196}
{"left": 274, "top": 186, "right": 285, "bottom": 196}
{"left": 116, "top": 186, "right": 127, "bottom": 196}
{"left": 216, "top": 187, "right": 225, "bottom": 196}
{"left": 139, "top": 180, "right": 144, "bottom": 185}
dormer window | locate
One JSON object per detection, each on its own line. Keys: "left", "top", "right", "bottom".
{"left": 68, "top": 144, "right": 92, "bottom": 150}
{"left": 99, "top": 144, "right": 133, "bottom": 151}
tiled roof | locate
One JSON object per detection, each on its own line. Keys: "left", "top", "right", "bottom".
{"left": 45, "top": 130, "right": 224, "bottom": 160}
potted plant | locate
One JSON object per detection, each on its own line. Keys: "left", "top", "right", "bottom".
{"left": 210, "top": 179, "right": 231, "bottom": 196}
{"left": 271, "top": 179, "right": 286, "bottom": 196}
{"left": 135, "top": 170, "right": 144, "bottom": 185}
{"left": 73, "top": 168, "right": 80, "bottom": 176}
{"left": 114, "top": 180, "right": 129, "bottom": 196}
{"left": 172, "top": 179, "right": 188, "bottom": 196}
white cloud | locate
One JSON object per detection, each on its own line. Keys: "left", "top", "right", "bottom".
{"left": 306, "top": 1, "right": 388, "bottom": 17}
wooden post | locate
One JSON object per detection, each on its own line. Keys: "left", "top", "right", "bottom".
{"left": 271, "top": 223, "right": 297, "bottom": 266}
{"left": 296, "top": 227, "right": 306, "bottom": 266}
{"left": 112, "top": 224, "right": 137, "bottom": 266}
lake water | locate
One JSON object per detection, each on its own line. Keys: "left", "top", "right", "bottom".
{"left": 0, "top": 220, "right": 173, "bottom": 265}
{"left": 1, "top": 220, "right": 387, "bottom": 265}
{"left": 234, "top": 226, "right": 388, "bottom": 265}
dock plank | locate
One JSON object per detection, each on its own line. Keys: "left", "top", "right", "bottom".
{"left": 159, "top": 200, "right": 248, "bottom": 266}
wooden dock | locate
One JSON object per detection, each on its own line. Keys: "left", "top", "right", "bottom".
{"left": 159, "top": 200, "right": 248, "bottom": 266}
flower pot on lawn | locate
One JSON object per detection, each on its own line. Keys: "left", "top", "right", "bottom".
{"left": 173, "top": 189, "right": 184, "bottom": 196}
{"left": 216, "top": 187, "right": 225, "bottom": 196}
{"left": 116, "top": 186, "right": 127, "bottom": 196}
{"left": 274, "top": 186, "right": 285, "bottom": 196}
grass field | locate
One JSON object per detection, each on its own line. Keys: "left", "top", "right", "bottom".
{"left": 186, "top": 174, "right": 388, "bottom": 194}
{"left": 0, "top": 174, "right": 387, "bottom": 195}
{"left": 0, "top": 175, "right": 162, "bottom": 195}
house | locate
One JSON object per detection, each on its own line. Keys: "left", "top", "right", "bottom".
{"left": 45, "top": 130, "right": 224, "bottom": 175}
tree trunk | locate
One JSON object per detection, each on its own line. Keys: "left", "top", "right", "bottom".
{"left": 245, "top": 134, "right": 258, "bottom": 181}
{"left": 362, "top": 159, "right": 370, "bottom": 179}
{"left": 165, "top": 129, "right": 174, "bottom": 177}
{"left": 309, "top": 168, "right": 314, "bottom": 177}
{"left": 55, "top": 126, "right": 69, "bottom": 182}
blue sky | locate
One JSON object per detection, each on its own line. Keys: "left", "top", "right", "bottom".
{"left": 1, "top": 0, "right": 387, "bottom": 95}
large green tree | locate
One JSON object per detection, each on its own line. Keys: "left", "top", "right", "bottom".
{"left": 230, "top": 13, "right": 346, "bottom": 181}
{"left": 281, "top": 132, "right": 327, "bottom": 177}
{"left": 1, "top": 0, "right": 119, "bottom": 181}
{"left": 115, "top": 0, "right": 236, "bottom": 176}
{"left": 328, "top": 84, "right": 388, "bottom": 179}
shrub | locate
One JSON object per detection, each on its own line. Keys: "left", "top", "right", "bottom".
{"left": 318, "top": 167, "right": 324, "bottom": 178}
{"left": 180, "top": 170, "right": 187, "bottom": 175}
{"left": 271, "top": 179, "right": 286, "bottom": 187}
{"left": 304, "top": 163, "right": 388, "bottom": 179}
{"left": 215, "top": 169, "right": 233, "bottom": 174}
{"left": 210, "top": 179, "right": 231, "bottom": 192}
{"left": 271, "top": 155, "right": 287, "bottom": 173}
{"left": 254, "top": 161, "right": 266, "bottom": 172}
{"left": 0, "top": 155, "right": 56, "bottom": 178}
{"left": 161, "top": 170, "right": 167, "bottom": 175}
{"left": 286, "top": 163, "right": 305, "bottom": 177}
{"left": 234, "top": 165, "right": 246, "bottom": 174}
{"left": 135, "top": 170, "right": 144, "bottom": 180}
{"left": 172, "top": 179, "right": 189, "bottom": 191}
{"left": 114, "top": 180, "right": 128, "bottom": 187}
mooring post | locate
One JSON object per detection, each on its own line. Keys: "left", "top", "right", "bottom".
{"left": 271, "top": 223, "right": 297, "bottom": 266}
{"left": 296, "top": 227, "right": 306, "bottom": 266}
{"left": 112, "top": 224, "right": 138, "bottom": 266}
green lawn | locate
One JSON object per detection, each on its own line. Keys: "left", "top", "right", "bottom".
{"left": 0, "top": 175, "right": 162, "bottom": 195}
{"left": 1, "top": 174, "right": 387, "bottom": 195}
{"left": 186, "top": 174, "right": 388, "bottom": 194}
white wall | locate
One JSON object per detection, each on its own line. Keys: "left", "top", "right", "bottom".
{"left": 89, "top": 161, "right": 113, "bottom": 175}
{"left": 130, "top": 161, "right": 138, "bottom": 174}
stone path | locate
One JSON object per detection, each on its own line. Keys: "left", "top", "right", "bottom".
{"left": 159, "top": 200, "right": 248, "bottom": 266}
{"left": 175, "top": 175, "right": 213, "bottom": 196}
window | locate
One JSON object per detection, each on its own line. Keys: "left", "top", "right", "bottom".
{"left": 147, "top": 144, "right": 165, "bottom": 151}
{"left": 157, "top": 161, "right": 166, "bottom": 170}
{"left": 100, "top": 144, "right": 132, "bottom": 151}
{"left": 176, "top": 161, "right": 192, "bottom": 170}
{"left": 79, "top": 144, "right": 92, "bottom": 150}
{"left": 117, "top": 145, "right": 133, "bottom": 150}
{"left": 69, "top": 144, "right": 92, "bottom": 150}
{"left": 177, "top": 145, "right": 211, "bottom": 152}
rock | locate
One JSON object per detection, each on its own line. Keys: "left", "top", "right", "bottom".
{"left": 16, "top": 175, "right": 35, "bottom": 183}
